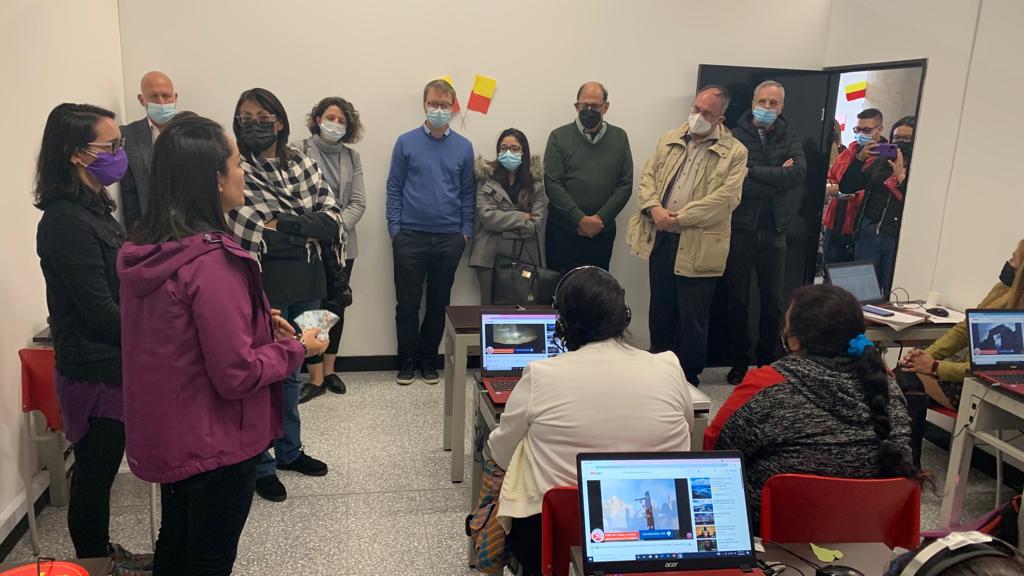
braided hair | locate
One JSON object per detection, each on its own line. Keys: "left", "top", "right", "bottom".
{"left": 787, "top": 284, "right": 917, "bottom": 480}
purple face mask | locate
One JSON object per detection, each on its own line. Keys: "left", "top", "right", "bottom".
{"left": 84, "top": 149, "right": 128, "bottom": 186}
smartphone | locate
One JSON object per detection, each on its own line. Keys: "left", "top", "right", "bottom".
{"left": 874, "top": 143, "right": 897, "bottom": 159}
{"left": 863, "top": 304, "right": 895, "bottom": 317}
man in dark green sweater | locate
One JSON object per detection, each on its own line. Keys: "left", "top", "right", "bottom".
{"left": 543, "top": 81, "right": 633, "bottom": 272}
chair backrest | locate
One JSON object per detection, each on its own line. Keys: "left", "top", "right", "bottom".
{"left": 541, "top": 486, "right": 581, "bottom": 576}
{"left": 760, "top": 473, "right": 921, "bottom": 549}
{"left": 18, "top": 348, "right": 61, "bottom": 432}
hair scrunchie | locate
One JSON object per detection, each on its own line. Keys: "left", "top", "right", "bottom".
{"left": 847, "top": 333, "right": 876, "bottom": 358}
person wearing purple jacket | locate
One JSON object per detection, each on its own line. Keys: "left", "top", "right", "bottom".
{"left": 118, "top": 114, "right": 327, "bottom": 576}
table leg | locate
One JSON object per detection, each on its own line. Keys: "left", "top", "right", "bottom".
{"left": 940, "top": 379, "right": 984, "bottom": 527}
{"left": 450, "top": 336, "right": 468, "bottom": 482}
{"left": 442, "top": 322, "right": 456, "bottom": 451}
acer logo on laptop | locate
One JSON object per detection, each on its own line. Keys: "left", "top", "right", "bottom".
{"left": 665, "top": 562, "right": 679, "bottom": 568}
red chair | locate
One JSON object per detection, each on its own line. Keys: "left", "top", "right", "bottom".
{"left": 760, "top": 473, "right": 921, "bottom": 550}
{"left": 19, "top": 347, "right": 61, "bottom": 556}
{"left": 541, "top": 486, "right": 581, "bottom": 576}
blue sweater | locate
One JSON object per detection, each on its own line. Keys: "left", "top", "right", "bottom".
{"left": 386, "top": 125, "right": 475, "bottom": 237}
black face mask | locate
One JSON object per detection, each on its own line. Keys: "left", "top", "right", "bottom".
{"left": 240, "top": 123, "right": 278, "bottom": 153}
{"left": 896, "top": 141, "right": 914, "bottom": 165}
{"left": 578, "top": 108, "right": 602, "bottom": 130}
{"left": 1001, "top": 261, "right": 1017, "bottom": 287}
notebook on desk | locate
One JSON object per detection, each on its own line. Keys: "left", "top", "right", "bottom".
{"left": 577, "top": 452, "right": 763, "bottom": 576}
{"left": 968, "top": 309, "right": 1024, "bottom": 389}
{"left": 479, "top": 310, "right": 562, "bottom": 405}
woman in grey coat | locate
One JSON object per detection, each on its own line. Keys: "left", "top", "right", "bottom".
{"left": 293, "top": 96, "right": 366, "bottom": 402}
{"left": 470, "top": 128, "right": 547, "bottom": 304}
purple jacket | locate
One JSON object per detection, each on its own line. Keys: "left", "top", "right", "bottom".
{"left": 118, "top": 232, "right": 304, "bottom": 483}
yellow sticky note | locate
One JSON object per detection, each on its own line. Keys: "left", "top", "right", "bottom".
{"left": 472, "top": 74, "right": 497, "bottom": 99}
{"left": 810, "top": 543, "right": 845, "bottom": 563}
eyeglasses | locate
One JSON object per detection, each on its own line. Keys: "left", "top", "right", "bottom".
{"left": 499, "top": 145, "right": 523, "bottom": 153}
{"left": 852, "top": 124, "right": 880, "bottom": 134}
{"left": 84, "top": 137, "right": 126, "bottom": 155}
{"left": 575, "top": 102, "right": 604, "bottom": 111}
{"left": 425, "top": 101, "right": 453, "bottom": 111}
{"left": 236, "top": 114, "right": 277, "bottom": 127}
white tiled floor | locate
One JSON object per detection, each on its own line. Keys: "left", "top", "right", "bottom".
{"left": 3, "top": 367, "right": 1015, "bottom": 574}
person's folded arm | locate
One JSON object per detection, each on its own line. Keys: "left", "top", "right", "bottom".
{"left": 44, "top": 216, "right": 121, "bottom": 342}
{"left": 189, "top": 254, "right": 304, "bottom": 400}
{"left": 543, "top": 134, "right": 586, "bottom": 226}
{"left": 275, "top": 168, "right": 342, "bottom": 241}
{"left": 675, "top": 147, "right": 748, "bottom": 229}
{"left": 478, "top": 186, "right": 529, "bottom": 233}
{"left": 595, "top": 135, "right": 634, "bottom": 224}
{"left": 500, "top": 185, "right": 547, "bottom": 239}
{"left": 487, "top": 366, "right": 534, "bottom": 470}
{"left": 747, "top": 132, "right": 807, "bottom": 189}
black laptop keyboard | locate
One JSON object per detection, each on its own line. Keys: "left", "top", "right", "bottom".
{"left": 994, "top": 374, "right": 1024, "bottom": 385}
{"left": 485, "top": 377, "right": 518, "bottom": 392}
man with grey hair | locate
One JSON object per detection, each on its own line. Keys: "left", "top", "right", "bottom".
{"left": 121, "top": 70, "right": 179, "bottom": 230}
{"left": 627, "top": 84, "right": 748, "bottom": 385}
{"left": 723, "top": 80, "right": 806, "bottom": 384}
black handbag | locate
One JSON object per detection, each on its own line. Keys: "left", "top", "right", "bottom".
{"left": 491, "top": 236, "right": 559, "bottom": 306}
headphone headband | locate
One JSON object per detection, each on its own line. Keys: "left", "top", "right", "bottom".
{"left": 896, "top": 532, "right": 1018, "bottom": 576}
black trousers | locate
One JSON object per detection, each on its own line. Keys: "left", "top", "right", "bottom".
{"left": 545, "top": 222, "right": 615, "bottom": 274}
{"left": 724, "top": 228, "right": 787, "bottom": 368}
{"left": 508, "top": 514, "right": 543, "bottom": 576}
{"left": 325, "top": 258, "right": 355, "bottom": 356}
{"left": 153, "top": 456, "right": 258, "bottom": 576}
{"left": 68, "top": 417, "right": 125, "bottom": 558}
{"left": 648, "top": 233, "right": 718, "bottom": 379}
{"left": 895, "top": 369, "right": 929, "bottom": 469}
{"left": 392, "top": 230, "right": 465, "bottom": 363}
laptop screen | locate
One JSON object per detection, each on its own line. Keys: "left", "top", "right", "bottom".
{"left": 969, "top": 309, "right": 1024, "bottom": 369}
{"left": 480, "top": 312, "right": 562, "bottom": 372}
{"left": 826, "top": 261, "right": 884, "bottom": 304}
{"left": 578, "top": 452, "right": 755, "bottom": 574}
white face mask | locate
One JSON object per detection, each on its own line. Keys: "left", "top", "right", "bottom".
{"left": 320, "top": 119, "right": 347, "bottom": 143}
{"left": 689, "top": 113, "right": 713, "bottom": 136}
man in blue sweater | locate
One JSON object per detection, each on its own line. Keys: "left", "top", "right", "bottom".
{"left": 387, "top": 79, "right": 475, "bottom": 385}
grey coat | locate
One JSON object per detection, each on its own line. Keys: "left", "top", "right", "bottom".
{"left": 294, "top": 137, "right": 366, "bottom": 259}
{"left": 120, "top": 118, "right": 154, "bottom": 231}
{"left": 469, "top": 156, "right": 547, "bottom": 269}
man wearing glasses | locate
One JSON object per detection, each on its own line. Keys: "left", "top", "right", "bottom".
{"left": 386, "top": 79, "right": 475, "bottom": 386}
{"left": 822, "top": 108, "right": 886, "bottom": 265}
{"left": 627, "top": 85, "right": 748, "bottom": 386}
{"left": 120, "top": 71, "right": 178, "bottom": 231}
{"left": 543, "top": 81, "right": 633, "bottom": 273}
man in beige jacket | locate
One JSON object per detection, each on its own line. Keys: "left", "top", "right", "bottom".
{"left": 627, "top": 85, "right": 748, "bottom": 385}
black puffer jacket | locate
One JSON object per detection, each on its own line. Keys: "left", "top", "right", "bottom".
{"left": 730, "top": 111, "right": 807, "bottom": 232}
{"left": 36, "top": 196, "right": 124, "bottom": 385}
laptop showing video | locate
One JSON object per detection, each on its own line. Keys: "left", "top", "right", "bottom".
{"left": 577, "top": 452, "right": 757, "bottom": 575}
{"left": 967, "top": 310, "right": 1024, "bottom": 386}
{"left": 825, "top": 260, "right": 885, "bottom": 304}
{"left": 480, "top": 311, "right": 562, "bottom": 374}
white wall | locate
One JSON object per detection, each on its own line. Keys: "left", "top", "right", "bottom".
{"left": 932, "top": 0, "right": 1024, "bottom": 310}
{"left": 824, "top": 0, "right": 982, "bottom": 302}
{"left": 117, "top": 0, "right": 833, "bottom": 356}
{"left": 0, "top": 0, "right": 125, "bottom": 545}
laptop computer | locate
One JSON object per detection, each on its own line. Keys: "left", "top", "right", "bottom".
{"left": 479, "top": 310, "right": 562, "bottom": 404}
{"left": 967, "top": 309, "right": 1024, "bottom": 388}
{"left": 577, "top": 452, "right": 763, "bottom": 576}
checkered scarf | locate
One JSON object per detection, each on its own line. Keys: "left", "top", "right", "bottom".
{"left": 227, "top": 147, "right": 346, "bottom": 261}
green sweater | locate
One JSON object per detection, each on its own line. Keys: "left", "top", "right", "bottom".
{"left": 543, "top": 122, "right": 633, "bottom": 233}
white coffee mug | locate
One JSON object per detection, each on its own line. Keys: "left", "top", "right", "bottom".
{"left": 925, "top": 291, "right": 941, "bottom": 309}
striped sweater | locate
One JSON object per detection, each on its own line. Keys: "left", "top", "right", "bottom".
{"left": 705, "top": 354, "right": 913, "bottom": 528}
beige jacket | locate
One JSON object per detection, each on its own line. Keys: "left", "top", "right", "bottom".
{"left": 626, "top": 123, "right": 748, "bottom": 277}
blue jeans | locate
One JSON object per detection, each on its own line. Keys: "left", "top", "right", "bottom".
{"left": 256, "top": 299, "right": 319, "bottom": 478}
{"left": 854, "top": 220, "right": 898, "bottom": 300}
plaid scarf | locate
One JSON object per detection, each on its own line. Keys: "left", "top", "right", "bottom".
{"left": 227, "top": 147, "right": 346, "bottom": 260}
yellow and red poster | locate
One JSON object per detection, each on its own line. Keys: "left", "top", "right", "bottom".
{"left": 467, "top": 74, "right": 497, "bottom": 114}
{"left": 845, "top": 80, "right": 867, "bottom": 101}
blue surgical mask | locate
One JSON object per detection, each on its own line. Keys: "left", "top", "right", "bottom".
{"left": 497, "top": 150, "right": 523, "bottom": 171}
{"left": 146, "top": 101, "right": 177, "bottom": 125}
{"left": 752, "top": 106, "right": 778, "bottom": 126}
{"left": 426, "top": 107, "right": 451, "bottom": 129}
{"left": 855, "top": 132, "right": 874, "bottom": 147}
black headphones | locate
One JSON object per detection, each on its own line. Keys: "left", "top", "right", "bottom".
{"left": 552, "top": 266, "right": 632, "bottom": 337}
{"left": 885, "top": 532, "right": 1022, "bottom": 576}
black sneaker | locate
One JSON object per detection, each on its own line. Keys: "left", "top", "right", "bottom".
{"left": 109, "top": 542, "right": 154, "bottom": 574}
{"left": 726, "top": 365, "right": 748, "bottom": 386}
{"left": 255, "top": 475, "right": 287, "bottom": 502}
{"left": 324, "top": 373, "right": 347, "bottom": 394}
{"left": 278, "top": 451, "right": 328, "bottom": 476}
{"left": 419, "top": 361, "right": 440, "bottom": 385}
{"left": 298, "top": 382, "right": 326, "bottom": 404}
{"left": 396, "top": 359, "right": 417, "bottom": 385}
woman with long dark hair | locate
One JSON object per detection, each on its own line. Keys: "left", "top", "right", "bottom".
{"left": 706, "top": 283, "right": 917, "bottom": 528}
{"left": 226, "top": 87, "right": 344, "bottom": 501}
{"left": 119, "top": 114, "right": 326, "bottom": 575}
{"left": 487, "top": 267, "right": 693, "bottom": 575}
{"left": 291, "top": 96, "right": 367, "bottom": 402}
{"left": 469, "top": 128, "right": 547, "bottom": 304}
{"left": 34, "top": 103, "right": 133, "bottom": 560}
